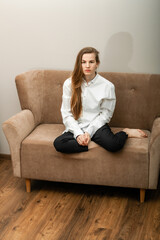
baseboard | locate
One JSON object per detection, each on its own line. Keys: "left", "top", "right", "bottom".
{"left": 0, "top": 154, "right": 11, "bottom": 160}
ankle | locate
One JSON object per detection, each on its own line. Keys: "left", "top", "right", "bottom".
{"left": 123, "top": 128, "right": 130, "bottom": 136}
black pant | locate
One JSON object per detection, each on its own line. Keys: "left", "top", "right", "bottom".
{"left": 53, "top": 124, "right": 128, "bottom": 153}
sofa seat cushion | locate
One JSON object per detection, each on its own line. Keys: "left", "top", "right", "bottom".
{"left": 21, "top": 124, "right": 150, "bottom": 189}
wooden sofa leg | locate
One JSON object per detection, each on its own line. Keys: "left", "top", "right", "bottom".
{"left": 140, "top": 189, "right": 146, "bottom": 203}
{"left": 25, "top": 179, "right": 31, "bottom": 193}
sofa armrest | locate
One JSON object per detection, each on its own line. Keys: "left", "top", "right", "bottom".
{"left": 148, "top": 117, "right": 160, "bottom": 189}
{"left": 2, "top": 110, "right": 35, "bottom": 177}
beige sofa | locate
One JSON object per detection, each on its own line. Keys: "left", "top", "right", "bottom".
{"left": 2, "top": 70, "right": 160, "bottom": 202}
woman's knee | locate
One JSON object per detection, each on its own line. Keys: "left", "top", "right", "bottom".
{"left": 102, "top": 136, "right": 126, "bottom": 152}
{"left": 102, "top": 131, "right": 127, "bottom": 152}
{"left": 53, "top": 137, "right": 63, "bottom": 152}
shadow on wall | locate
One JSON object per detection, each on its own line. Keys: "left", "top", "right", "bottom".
{"left": 103, "top": 32, "right": 134, "bottom": 73}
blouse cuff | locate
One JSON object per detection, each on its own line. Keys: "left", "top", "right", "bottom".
{"left": 74, "top": 129, "right": 84, "bottom": 139}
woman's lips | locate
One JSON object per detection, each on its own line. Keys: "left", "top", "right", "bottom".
{"left": 85, "top": 70, "right": 91, "bottom": 72}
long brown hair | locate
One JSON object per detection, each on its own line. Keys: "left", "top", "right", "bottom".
{"left": 71, "top": 47, "right": 100, "bottom": 120}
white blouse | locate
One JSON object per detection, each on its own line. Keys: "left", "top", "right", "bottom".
{"left": 61, "top": 74, "right": 116, "bottom": 139}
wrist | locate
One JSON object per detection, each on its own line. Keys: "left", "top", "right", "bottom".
{"left": 85, "top": 132, "right": 90, "bottom": 137}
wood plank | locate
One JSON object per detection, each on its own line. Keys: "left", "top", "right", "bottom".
{"left": 35, "top": 189, "right": 83, "bottom": 240}
{"left": 2, "top": 189, "right": 61, "bottom": 240}
{"left": 0, "top": 163, "right": 38, "bottom": 239}
{"left": 55, "top": 193, "right": 102, "bottom": 240}
{"left": 85, "top": 194, "right": 127, "bottom": 239}
{"left": 136, "top": 190, "right": 160, "bottom": 240}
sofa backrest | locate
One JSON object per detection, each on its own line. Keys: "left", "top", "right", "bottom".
{"left": 15, "top": 70, "right": 160, "bottom": 131}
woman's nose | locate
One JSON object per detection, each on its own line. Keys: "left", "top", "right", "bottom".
{"left": 86, "top": 62, "right": 90, "bottom": 67}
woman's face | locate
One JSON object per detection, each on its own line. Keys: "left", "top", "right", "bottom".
{"left": 81, "top": 53, "right": 99, "bottom": 80}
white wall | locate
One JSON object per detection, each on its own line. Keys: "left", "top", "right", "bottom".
{"left": 0, "top": 0, "right": 160, "bottom": 154}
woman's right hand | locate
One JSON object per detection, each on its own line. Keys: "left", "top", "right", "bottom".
{"left": 77, "top": 133, "right": 90, "bottom": 146}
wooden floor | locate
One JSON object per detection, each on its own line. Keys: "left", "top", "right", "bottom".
{"left": 0, "top": 158, "right": 160, "bottom": 240}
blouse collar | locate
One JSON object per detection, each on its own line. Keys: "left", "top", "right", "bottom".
{"left": 83, "top": 73, "right": 98, "bottom": 85}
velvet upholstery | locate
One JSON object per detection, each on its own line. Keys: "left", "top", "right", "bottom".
{"left": 21, "top": 124, "right": 150, "bottom": 189}
{"left": 2, "top": 110, "right": 35, "bottom": 177}
{"left": 2, "top": 70, "right": 160, "bottom": 191}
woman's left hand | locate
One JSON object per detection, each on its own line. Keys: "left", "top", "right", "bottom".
{"left": 84, "top": 132, "right": 91, "bottom": 145}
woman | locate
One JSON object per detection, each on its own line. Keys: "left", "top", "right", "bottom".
{"left": 54, "top": 47, "right": 147, "bottom": 153}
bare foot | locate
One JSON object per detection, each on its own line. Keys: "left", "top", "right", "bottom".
{"left": 123, "top": 128, "right": 148, "bottom": 138}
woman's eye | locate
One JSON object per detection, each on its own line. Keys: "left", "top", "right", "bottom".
{"left": 81, "top": 61, "right": 95, "bottom": 64}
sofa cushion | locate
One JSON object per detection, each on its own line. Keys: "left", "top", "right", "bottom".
{"left": 21, "top": 124, "right": 150, "bottom": 189}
